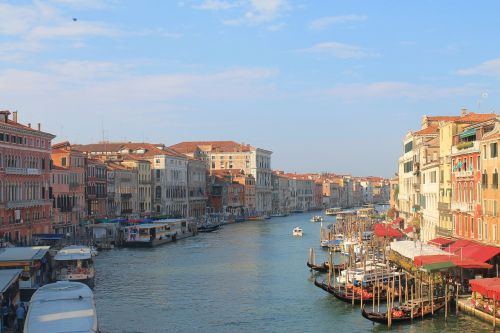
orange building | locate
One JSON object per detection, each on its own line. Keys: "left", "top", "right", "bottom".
{"left": 480, "top": 119, "right": 500, "bottom": 245}
{"left": 0, "top": 111, "right": 55, "bottom": 244}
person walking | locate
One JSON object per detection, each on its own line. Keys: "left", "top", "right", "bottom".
{"left": 15, "top": 302, "right": 25, "bottom": 332}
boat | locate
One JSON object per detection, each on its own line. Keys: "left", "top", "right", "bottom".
{"left": 234, "top": 216, "right": 246, "bottom": 223}
{"left": 313, "top": 279, "right": 384, "bottom": 303}
{"left": 24, "top": 281, "right": 99, "bottom": 333}
{"left": 325, "top": 207, "right": 342, "bottom": 216}
{"left": 293, "top": 227, "right": 303, "bottom": 237}
{"left": 361, "top": 297, "right": 446, "bottom": 325}
{"left": 270, "top": 212, "right": 288, "bottom": 217}
{"left": 357, "top": 207, "right": 375, "bottom": 218}
{"left": 337, "top": 211, "right": 357, "bottom": 221}
{"left": 198, "top": 223, "right": 222, "bottom": 233}
{"left": 54, "top": 245, "right": 95, "bottom": 288}
{"left": 247, "top": 216, "right": 266, "bottom": 221}
{"left": 123, "top": 223, "right": 173, "bottom": 247}
{"left": 310, "top": 215, "right": 323, "bottom": 222}
{"left": 307, "top": 261, "right": 347, "bottom": 273}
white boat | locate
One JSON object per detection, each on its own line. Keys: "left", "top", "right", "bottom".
{"left": 24, "top": 281, "right": 99, "bottom": 333}
{"left": 54, "top": 245, "right": 95, "bottom": 288}
{"left": 293, "top": 227, "right": 303, "bottom": 237}
{"left": 310, "top": 215, "right": 323, "bottom": 222}
{"left": 325, "top": 207, "right": 342, "bottom": 216}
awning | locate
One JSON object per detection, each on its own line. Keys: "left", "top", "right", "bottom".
{"left": 422, "top": 261, "right": 456, "bottom": 273}
{"left": 470, "top": 278, "right": 500, "bottom": 299}
{"left": 460, "top": 245, "right": 500, "bottom": 263}
{"left": 414, "top": 254, "right": 455, "bottom": 267}
{"left": 414, "top": 254, "right": 492, "bottom": 270}
{"left": 459, "top": 128, "right": 477, "bottom": 139}
{"left": 392, "top": 217, "right": 403, "bottom": 225}
{"left": 374, "top": 224, "right": 404, "bottom": 238}
{"left": 446, "top": 239, "right": 474, "bottom": 253}
{"left": 428, "top": 237, "right": 455, "bottom": 248}
{"left": 403, "top": 226, "right": 414, "bottom": 234}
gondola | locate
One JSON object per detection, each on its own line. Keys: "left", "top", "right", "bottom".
{"left": 307, "top": 262, "right": 347, "bottom": 273}
{"left": 198, "top": 224, "right": 222, "bottom": 233}
{"left": 313, "top": 279, "right": 384, "bottom": 303}
{"left": 361, "top": 298, "right": 446, "bottom": 325}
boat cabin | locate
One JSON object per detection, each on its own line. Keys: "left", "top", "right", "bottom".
{"left": 0, "top": 247, "right": 50, "bottom": 302}
{"left": 54, "top": 246, "right": 94, "bottom": 287}
{"left": 24, "top": 281, "right": 99, "bottom": 333}
{"left": 124, "top": 223, "right": 172, "bottom": 247}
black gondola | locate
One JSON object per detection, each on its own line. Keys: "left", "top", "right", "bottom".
{"left": 307, "top": 262, "right": 347, "bottom": 273}
{"left": 361, "top": 298, "right": 446, "bottom": 325}
{"left": 198, "top": 224, "right": 222, "bottom": 233}
{"left": 313, "top": 279, "right": 385, "bottom": 303}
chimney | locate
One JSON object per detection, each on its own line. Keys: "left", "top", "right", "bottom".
{"left": 27, "top": 123, "right": 31, "bottom": 128}
{"left": 12, "top": 111, "right": 17, "bottom": 123}
{"left": 461, "top": 107, "right": 468, "bottom": 116}
{"left": 0, "top": 110, "right": 10, "bottom": 123}
{"left": 37, "top": 123, "right": 41, "bottom": 131}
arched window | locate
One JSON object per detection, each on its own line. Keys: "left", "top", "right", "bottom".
{"left": 155, "top": 186, "right": 161, "bottom": 199}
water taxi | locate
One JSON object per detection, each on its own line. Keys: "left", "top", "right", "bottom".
{"left": 293, "top": 227, "right": 303, "bottom": 237}
{"left": 357, "top": 207, "right": 375, "bottom": 218}
{"left": 54, "top": 245, "right": 95, "bottom": 288}
{"left": 24, "top": 281, "right": 99, "bottom": 333}
{"left": 310, "top": 215, "right": 323, "bottom": 222}
{"left": 123, "top": 223, "right": 172, "bottom": 247}
{"left": 325, "top": 207, "right": 342, "bottom": 216}
{"left": 336, "top": 211, "right": 357, "bottom": 221}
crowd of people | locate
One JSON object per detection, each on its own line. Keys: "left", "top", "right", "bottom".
{"left": 2, "top": 299, "right": 27, "bottom": 332}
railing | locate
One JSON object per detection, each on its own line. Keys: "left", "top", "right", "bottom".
{"left": 7, "top": 199, "right": 48, "bottom": 208}
{"left": 484, "top": 210, "right": 497, "bottom": 217}
{"left": 438, "top": 202, "right": 451, "bottom": 211}
{"left": 454, "top": 170, "right": 473, "bottom": 178}
{"left": 451, "top": 201, "right": 474, "bottom": 212}
{"left": 5, "top": 167, "right": 42, "bottom": 175}
{"left": 120, "top": 193, "right": 132, "bottom": 199}
{"left": 452, "top": 141, "right": 479, "bottom": 155}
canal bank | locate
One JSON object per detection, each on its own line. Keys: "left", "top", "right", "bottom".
{"left": 93, "top": 213, "right": 491, "bottom": 333}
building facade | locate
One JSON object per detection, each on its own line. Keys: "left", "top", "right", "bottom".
{"left": 85, "top": 158, "right": 107, "bottom": 219}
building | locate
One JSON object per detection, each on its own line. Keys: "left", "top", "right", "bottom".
{"left": 169, "top": 141, "right": 273, "bottom": 214}
{"left": 272, "top": 171, "right": 291, "bottom": 214}
{"left": 286, "top": 173, "right": 314, "bottom": 212}
{"left": 207, "top": 172, "right": 245, "bottom": 216}
{"left": 51, "top": 142, "right": 86, "bottom": 235}
{"left": 106, "top": 162, "right": 138, "bottom": 217}
{"left": 389, "top": 177, "right": 399, "bottom": 210}
{"left": 186, "top": 158, "right": 207, "bottom": 218}
{"left": 480, "top": 118, "right": 500, "bottom": 245}
{"left": 0, "top": 111, "right": 55, "bottom": 244}
{"left": 85, "top": 158, "right": 107, "bottom": 219}
{"left": 121, "top": 157, "right": 152, "bottom": 215}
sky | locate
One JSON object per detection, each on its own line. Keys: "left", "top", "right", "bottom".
{"left": 1, "top": 0, "right": 500, "bottom": 178}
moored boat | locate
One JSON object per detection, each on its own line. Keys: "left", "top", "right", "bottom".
{"left": 123, "top": 223, "right": 173, "bottom": 247}
{"left": 310, "top": 215, "right": 323, "bottom": 222}
{"left": 361, "top": 297, "right": 446, "bottom": 325}
{"left": 325, "top": 207, "right": 342, "bottom": 216}
{"left": 313, "top": 279, "right": 383, "bottom": 303}
{"left": 54, "top": 245, "right": 95, "bottom": 288}
{"left": 307, "top": 261, "right": 347, "bottom": 273}
{"left": 198, "top": 223, "right": 222, "bottom": 233}
{"left": 24, "top": 281, "right": 99, "bottom": 333}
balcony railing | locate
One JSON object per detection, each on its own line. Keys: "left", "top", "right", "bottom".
{"left": 438, "top": 202, "right": 451, "bottom": 212}
{"left": 451, "top": 201, "right": 474, "bottom": 212}
{"left": 452, "top": 141, "right": 479, "bottom": 155}
{"left": 7, "top": 199, "right": 48, "bottom": 209}
{"left": 454, "top": 170, "right": 473, "bottom": 178}
{"left": 5, "top": 167, "right": 42, "bottom": 175}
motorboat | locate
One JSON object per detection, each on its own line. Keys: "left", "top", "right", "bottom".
{"left": 54, "top": 245, "right": 95, "bottom": 288}
{"left": 325, "top": 207, "right": 342, "bottom": 216}
{"left": 310, "top": 215, "right": 323, "bottom": 222}
{"left": 293, "top": 227, "right": 303, "bottom": 237}
{"left": 24, "top": 281, "right": 99, "bottom": 333}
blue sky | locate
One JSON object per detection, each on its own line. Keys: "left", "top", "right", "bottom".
{"left": 1, "top": 0, "right": 499, "bottom": 177}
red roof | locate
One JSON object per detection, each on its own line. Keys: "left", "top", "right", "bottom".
{"left": 428, "top": 237, "right": 455, "bottom": 247}
{"left": 373, "top": 223, "right": 403, "bottom": 238}
{"left": 460, "top": 245, "right": 500, "bottom": 263}
{"left": 470, "top": 278, "right": 500, "bottom": 299}
{"left": 445, "top": 239, "right": 474, "bottom": 253}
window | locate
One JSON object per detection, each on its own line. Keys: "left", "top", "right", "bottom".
{"left": 491, "top": 142, "right": 498, "bottom": 158}
{"left": 493, "top": 169, "right": 499, "bottom": 189}
{"left": 471, "top": 218, "right": 474, "bottom": 235}
{"left": 0, "top": 133, "right": 3, "bottom": 141}
{"left": 431, "top": 171, "right": 437, "bottom": 183}
{"left": 494, "top": 225, "right": 498, "bottom": 242}
{"left": 155, "top": 186, "right": 161, "bottom": 198}
{"left": 61, "top": 157, "right": 66, "bottom": 166}
{"left": 482, "top": 171, "right": 488, "bottom": 188}
{"left": 479, "top": 219, "right": 483, "bottom": 239}
{"left": 494, "top": 200, "right": 498, "bottom": 217}
{"left": 404, "top": 141, "right": 413, "bottom": 153}
{"left": 485, "top": 223, "right": 489, "bottom": 240}
{"left": 156, "top": 170, "right": 160, "bottom": 179}
{"left": 483, "top": 145, "right": 487, "bottom": 159}
{"left": 477, "top": 156, "right": 480, "bottom": 170}
{"left": 470, "top": 157, "right": 473, "bottom": 171}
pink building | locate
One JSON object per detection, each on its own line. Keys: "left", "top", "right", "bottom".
{"left": 0, "top": 111, "right": 55, "bottom": 244}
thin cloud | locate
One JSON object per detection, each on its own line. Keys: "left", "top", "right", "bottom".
{"left": 327, "top": 81, "right": 479, "bottom": 100}
{"left": 309, "top": 15, "right": 367, "bottom": 30}
{"left": 192, "top": 0, "right": 239, "bottom": 10}
{"left": 299, "top": 42, "right": 376, "bottom": 59}
{"left": 223, "top": 0, "right": 288, "bottom": 26}
{"left": 455, "top": 58, "right": 500, "bottom": 77}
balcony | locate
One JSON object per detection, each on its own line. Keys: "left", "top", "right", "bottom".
{"left": 435, "top": 226, "right": 453, "bottom": 237}
{"left": 454, "top": 170, "right": 473, "bottom": 178}
{"left": 452, "top": 141, "right": 479, "bottom": 156}
{"left": 451, "top": 201, "right": 474, "bottom": 213}
{"left": 412, "top": 183, "right": 420, "bottom": 191}
{"left": 438, "top": 202, "right": 451, "bottom": 212}
{"left": 121, "top": 209, "right": 133, "bottom": 214}
{"left": 120, "top": 193, "right": 132, "bottom": 199}
{"left": 7, "top": 199, "right": 48, "bottom": 209}
{"left": 5, "top": 167, "right": 42, "bottom": 175}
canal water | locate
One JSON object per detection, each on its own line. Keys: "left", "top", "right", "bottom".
{"left": 94, "top": 212, "right": 491, "bottom": 333}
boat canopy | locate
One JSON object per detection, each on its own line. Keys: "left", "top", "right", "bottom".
{"left": 24, "top": 281, "right": 98, "bottom": 333}
{"left": 0, "top": 247, "right": 48, "bottom": 263}
{"left": 470, "top": 278, "right": 500, "bottom": 299}
{"left": 0, "top": 269, "right": 22, "bottom": 293}
{"left": 55, "top": 246, "right": 91, "bottom": 261}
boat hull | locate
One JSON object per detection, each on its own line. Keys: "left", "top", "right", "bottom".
{"left": 361, "top": 301, "right": 446, "bottom": 325}
{"left": 56, "top": 276, "right": 95, "bottom": 289}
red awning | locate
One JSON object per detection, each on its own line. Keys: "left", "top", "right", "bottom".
{"left": 414, "top": 254, "right": 492, "bottom": 269}
{"left": 460, "top": 245, "right": 500, "bottom": 263}
{"left": 428, "top": 237, "right": 455, "bottom": 247}
{"left": 470, "top": 278, "right": 500, "bottom": 299}
{"left": 403, "top": 226, "right": 414, "bottom": 234}
{"left": 446, "top": 239, "right": 474, "bottom": 253}
{"left": 373, "top": 223, "right": 403, "bottom": 238}
{"left": 392, "top": 217, "right": 403, "bottom": 225}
